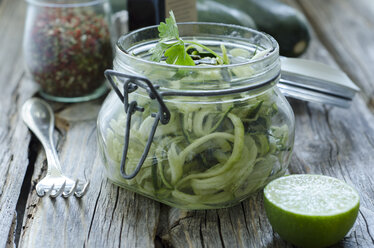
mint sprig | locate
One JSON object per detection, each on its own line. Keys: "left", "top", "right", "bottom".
{"left": 150, "top": 11, "right": 228, "bottom": 66}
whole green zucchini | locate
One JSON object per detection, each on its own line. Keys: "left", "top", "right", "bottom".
{"left": 214, "top": 0, "right": 311, "bottom": 57}
{"left": 197, "top": 0, "right": 256, "bottom": 29}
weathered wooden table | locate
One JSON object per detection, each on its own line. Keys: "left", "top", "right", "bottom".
{"left": 1, "top": 0, "right": 374, "bottom": 247}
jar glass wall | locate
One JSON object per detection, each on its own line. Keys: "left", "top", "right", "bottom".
{"left": 97, "top": 23, "right": 295, "bottom": 209}
{"left": 23, "top": 0, "right": 114, "bottom": 102}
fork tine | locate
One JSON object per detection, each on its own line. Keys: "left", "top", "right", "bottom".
{"left": 36, "top": 184, "right": 47, "bottom": 197}
{"left": 62, "top": 179, "right": 79, "bottom": 198}
{"left": 50, "top": 181, "right": 66, "bottom": 198}
{"left": 75, "top": 181, "right": 90, "bottom": 198}
{"left": 44, "top": 184, "right": 55, "bottom": 197}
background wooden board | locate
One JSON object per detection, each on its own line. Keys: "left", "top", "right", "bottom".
{"left": 0, "top": 0, "right": 35, "bottom": 247}
{"left": 296, "top": 0, "right": 374, "bottom": 105}
{"left": 0, "top": 0, "right": 374, "bottom": 247}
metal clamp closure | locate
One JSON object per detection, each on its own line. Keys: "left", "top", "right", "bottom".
{"left": 105, "top": 70, "right": 170, "bottom": 179}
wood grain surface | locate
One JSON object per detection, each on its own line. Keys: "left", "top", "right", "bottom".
{"left": 0, "top": 0, "right": 374, "bottom": 247}
{"left": 297, "top": 0, "right": 374, "bottom": 105}
{"left": 0, "top": 0, "right": 35, "bottom": 247}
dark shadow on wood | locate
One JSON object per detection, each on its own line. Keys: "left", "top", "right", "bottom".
{"left": 14, "top": 135, "right": 39, "bottom": 248}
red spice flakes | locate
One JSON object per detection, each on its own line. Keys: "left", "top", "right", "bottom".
{"left": 24, "top": 7, "right": 113, "bottom": 98}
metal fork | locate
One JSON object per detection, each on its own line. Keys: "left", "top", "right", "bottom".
{"left": 21, "top": 98, "right": 89, "bottom": 198}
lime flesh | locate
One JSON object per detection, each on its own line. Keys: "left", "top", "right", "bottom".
{"left": 264, "top": 174, "right": 360, "bottom": 248}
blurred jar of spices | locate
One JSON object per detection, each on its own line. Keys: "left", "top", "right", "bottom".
{"left": 23, "top": 0, "right": 114, "bottom": 102}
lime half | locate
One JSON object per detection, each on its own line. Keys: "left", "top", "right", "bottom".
{"left": 264, "top": 174, "right": 360, "bottom": 248}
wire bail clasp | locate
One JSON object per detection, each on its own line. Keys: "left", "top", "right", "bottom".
{"left": 104, "top": 70, "right": 170, "bottom": 179}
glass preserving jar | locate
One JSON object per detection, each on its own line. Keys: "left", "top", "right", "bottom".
{"left": 97, "top": 23, "right": 295, "bottom": 210}
{"left": 23, "top": 0, "right": 114, "bottom": 102}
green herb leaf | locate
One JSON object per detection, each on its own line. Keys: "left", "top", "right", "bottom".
{"left": 149, "top": 42, "right": 174, "bottom": 62}
{"left": 164, "top": 42, "right": 195, "bottom": 66}
{"left": 158, "top": 11, "right": 179, "bottom": 41}
{"left": 221, "top": 44, "right": 230, "bottom": 65}
{"left": 151, "top": 11, "right": 195, "bottom": 66}
{"left": 149, "top": 10, "right": 230, "bottom": 66}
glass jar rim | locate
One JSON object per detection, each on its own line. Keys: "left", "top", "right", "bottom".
{"left": 116, "top": 22, "right": 279, "bottom": 70}
{"left": 25, "top": 0, "right": 106, "bottom": 8}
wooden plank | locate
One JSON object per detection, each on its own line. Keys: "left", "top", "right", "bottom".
{"left": 296, "top": 0, "right": 374, "bottom": 104}
{"left": 18, "top": 101, "right": 160, "bottom": 247}
{"left": 285, "top": 3, "right": 374, "bottom": 246}
{"left": 156, "top": 1, "right": 374, "bottom": 247}
{"left": 5, "top": 1, "right": 374, "bottom": 248}
{"left": 0, "top": 0, "right": 36, "bottom": 247}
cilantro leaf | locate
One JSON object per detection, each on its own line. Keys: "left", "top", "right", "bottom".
{"left": 158, "top": 11, "right": 179, "bottom": 41}
{"left": 149, "top": 10, "right": 229, "bottom": 66}
{"left": 150, "top": 10, "right": 195, "bottom": 65}
{"left": 164, "top": 42, "right": 195, "bottom": 66}
{"left": 149, "top": 42, "right": 174, "bottom": 62}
